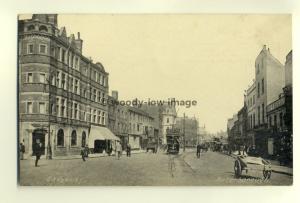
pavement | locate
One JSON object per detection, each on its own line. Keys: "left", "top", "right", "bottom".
{"left": 228, "top": 151, "right": 293, "bottom": 176}
{"left": 19, "top": 150, "right": 292, "bottom": 186}
{"left": 27, "top": 149, "right": 147, "bottom": 160}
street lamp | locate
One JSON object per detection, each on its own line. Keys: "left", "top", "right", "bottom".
{"left": 45, "top": 76, "right": 52, "bottom": 159}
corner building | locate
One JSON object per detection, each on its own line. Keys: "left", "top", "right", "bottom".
{"left": 18, "top": 14, "right": 109, "bottom": 158}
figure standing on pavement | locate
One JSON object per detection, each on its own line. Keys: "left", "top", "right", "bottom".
{"left": 19, "top": 143, "right": 25, "bottom": 160}
{"left": 196, "top": 144, "right": 201, "bottom": 158}
{"left": 126, "top": 143, "right": 131, "bottom": 157}
{"left": 80, "top": 146, "right": 86, "bottom": 161}
{"left": 34, "top": 141, "right": 42, "bottom": 167}
{"left": 116, "top": 141, "right": 122, "bottom": 160}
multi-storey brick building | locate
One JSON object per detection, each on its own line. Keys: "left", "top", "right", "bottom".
{"left": 127, "top": 107, "right": 155, "bottom": 150}
{"left": 18, "top": 14, "right": 114, "bottom": 158}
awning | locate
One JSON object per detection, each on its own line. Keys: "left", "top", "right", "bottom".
{"left": 88, "top": 126, "right": 120, "bottom": 147}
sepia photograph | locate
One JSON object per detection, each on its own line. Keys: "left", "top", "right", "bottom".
{"left": 17, "top": 14, "right": 293, "bottom": 186}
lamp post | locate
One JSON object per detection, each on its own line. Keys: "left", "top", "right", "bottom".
{"left": 46, "top": 76, "right": 52, "bottom": 159}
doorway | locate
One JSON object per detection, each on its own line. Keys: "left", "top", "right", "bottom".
{"left": 32, "top": 129, "right": 46, "bottom": 155}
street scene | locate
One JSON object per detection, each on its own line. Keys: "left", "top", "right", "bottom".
{"left": 19, "top": 150, "right": 292, "bottom": 186}
{"left": 18, "top": 14, "right": 293, "bottom": 186}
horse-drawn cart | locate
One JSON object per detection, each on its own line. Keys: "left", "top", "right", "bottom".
{"left": 234, "top": 155, "right": 272, "bottom": 179}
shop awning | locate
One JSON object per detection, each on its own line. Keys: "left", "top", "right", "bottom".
{"left": 88, "top": 126, "right": 120, "bottom": 147}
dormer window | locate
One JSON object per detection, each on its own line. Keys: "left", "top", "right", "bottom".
{"left": 27, "top": 25, "right": 35, "bottom": 31}
{"left": 39, "top": 25, "right": 48, "bottom": 32}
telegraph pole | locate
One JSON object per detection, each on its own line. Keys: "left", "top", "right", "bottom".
{"left": 183, "top": 113, "right": 186, "bottom": 152}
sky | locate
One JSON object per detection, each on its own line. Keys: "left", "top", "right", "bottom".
{"left": 20, "top": 14, "right": 292, "bottom": 133}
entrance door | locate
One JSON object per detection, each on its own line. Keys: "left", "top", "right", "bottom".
{"left": 32, "top": 129, "right": 46, "bottom": 155}
{"left": 94, "top": 140, "right": 106, "bottom": 153}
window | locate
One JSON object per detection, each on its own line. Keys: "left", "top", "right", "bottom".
{"left": 137, "top": 124, "right": 140, "bottom": 132}
{"left": 56, "top": 98, "right": 59, "bottom": 116}
{"left": 100, "top": 74, "right": 103, "bottom": 85}
{"left": 167, "top": 118, "right": 169, "bottom": 123}
{"left": 82, "top": 132, "right": 86, "bottom": 147}
{"left": 93, "top": 109, "right": 96, "bottom": 123}
{"left": 262, "top": 78, "right": 264, "bottom": 94}
{"left": 27, "top": 44, "right": 34, "bottom": 54}
{"left": 257, "top": 82, "right": 260, "bottom": 98}
{"left": 56, "top": 71, "right": 60, "bottom": 88}
{"left": 102, "top": 92, "right": 105, "bottom": 104}
{"left": 61, "top": 99, "right": 65, "bottom": 117}
{"left": 69, "top": 77, "right": 73, "bottom": 92}
{"left": 262, "top": 103, "right": 265, "bottom": 124}
{"left": 39, "top": 25, "right": 48, "bottom": 32}
{"left": 98, "top": 91, "right": 101, "bottom": 103}
{"left": 61, "top": 49, "right": 66, "bottom": 63}
{"left": 39, "top": 73, "right": 46, "bottom": 83}
{"left": 27, "top": 102, "right": 33, "bottom": 113}
{"left": 27, "top": 25, "right": 35, "bottom": 31}
{"left": 69, "top": 52, "right": 73, "bottom": 67}
{"left": 39, "top": 102, "right": 45, "bottom": 114}
{"left": 71, "top": 130, "right": 77, "bottom": 146}
{"left": 39, "top": 44, "right": 47, "bottom": 54}
{"left": 27, "top": 73, "right": 33, "bottom": 83}
{"left": 269, "top": 116, "right": 272, "bottom": 128}
{"left": 51, "top": 47, "right": 55, "bottom": 57}
{"left": 94, "top": 70, "right": 97, "bottom": 81}
{"left": 274, "top": 115, "right": 277, "bottom": 127}
{"left": 74, "top": 103, "right": 78, "bottom": 119}
{"left": 70, "top": 102, "right": 73, "bottom": 118}
{"left": 280, "top": 113, "right": 283, "bottom": 127}
{"left": 57, "top": 129, "right": 64, "bottom": 146}
{"left": 83, "top": 111, "right": 86, "bottom": 121}
{"left": 51, "top": 75, "right": 56, "bottom": 86}
{"left": 50, "top": 103, "right": 54, "bottom": 115}
{"left": 253, "top": 95, "right": 255, "bottom": 104}
{"left": 253, "top": 113, "right": 256, "bottom": 127}
{"left": 74, "top": 80, "right": 79, "bottom": 94}
{"left": 61, "top": 73, "right": 66, "bottom": 89}
{"left": 93, "top": 89, "right": 96, "bottom": 101}
{"left": 101, "top": 112, "right": 105, "bottom": 125}
{"left": 97, "top": 110, "right": 101, "bottom": 124}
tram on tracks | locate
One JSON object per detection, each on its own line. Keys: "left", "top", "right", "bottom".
{"left": 166, "top": 128, "right": 181, "bottom": 154}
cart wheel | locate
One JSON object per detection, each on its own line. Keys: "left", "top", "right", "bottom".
{"left": 263, "top": 170, "right": 271, "bottom": 180}
{"left": 234, "top": 160, "right": 242, "bottom": 178}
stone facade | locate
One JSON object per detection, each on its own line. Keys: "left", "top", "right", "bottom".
{"left": 18, "top": 14, "right": 109, "bottom": 158}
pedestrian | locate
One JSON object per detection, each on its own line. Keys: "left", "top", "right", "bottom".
{"left": 80, "top": 146, "right": 86, "bottom": 161}
{"left": 84, "top": 144, "right": 89, "bottom": 158}
{"left": 34, "top": 141, "right": 42, "bottom": 167}
{"left": 116, "top": 141, "right": 122, "bottom": 160}
{"left": 196, "top": 144, "right": 201, "bottom": 158}
{"left": 126, "top": 143, "right": 131, "bottom": 157}
{"left": 19, "top": 143, "right": 25, "bottom": 160}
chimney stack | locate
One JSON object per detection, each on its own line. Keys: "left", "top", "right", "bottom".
{"left": 75, "top": 32, "right": 83, "bottom": 53}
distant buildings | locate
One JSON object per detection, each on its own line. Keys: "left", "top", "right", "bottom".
{"left": 175, "top": 116, "right": 199, "bottom": 146}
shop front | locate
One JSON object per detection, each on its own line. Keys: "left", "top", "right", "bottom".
{"left": 88, "top": 126, "right": 120, "bottom": 154}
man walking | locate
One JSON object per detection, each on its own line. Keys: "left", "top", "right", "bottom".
{"left": 80, "top": 146, "right": 86, "bottom": 161}
{"left": 19, "top": 143, "right": 25, "bottom": 160}
{"left": 126, "top": 143, "right": 131, "bottom": 157}
{"left": 34, "top": 141, "right": 42, "bottom": 167}
{"left": 116, "top": 141, "right": 122, "bottom": 160}
{"left": 196, "top": 143, "right": 201, "bottom": 158}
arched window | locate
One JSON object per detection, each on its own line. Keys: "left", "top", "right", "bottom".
{"left": 39, "top": 25, "right": 48, "bottom": 32}
{"left": 82, "top": 131, "right": 86, "bottom": 147}
{"left": 27, "top": 25, "right": 35, "bottom": 31}
{"left": 57, "top": 129, "right": 64, "bottom": 146}
{"left": 71, "top": 130, "right": 77, "bottom": 146}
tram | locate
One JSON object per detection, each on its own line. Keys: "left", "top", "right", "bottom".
{"left": 166, "top": 128, "right": 181, "bottom": 154}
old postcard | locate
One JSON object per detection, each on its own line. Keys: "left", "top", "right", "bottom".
{"left": 17, "top": 14, "right": 292, "bottom": 186}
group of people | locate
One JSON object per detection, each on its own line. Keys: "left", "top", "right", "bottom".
{"left": 80, "top": 141, "right": 132, "bottom": 162}
{"left": 20, "top": 140, "right": 134, "bottom": 166}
